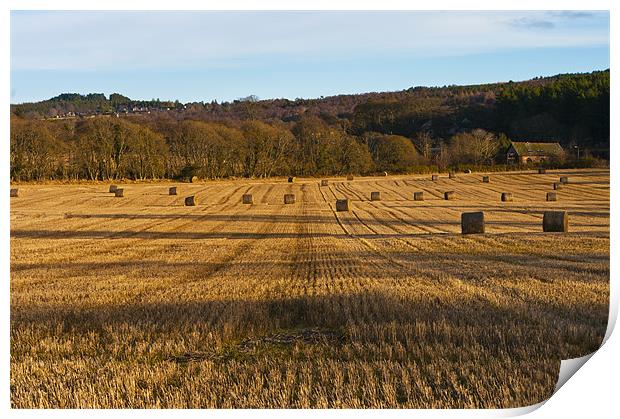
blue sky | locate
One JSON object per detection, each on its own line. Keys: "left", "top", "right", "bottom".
{"left": 10, "top": 10, "right": 610, "bottom": 104}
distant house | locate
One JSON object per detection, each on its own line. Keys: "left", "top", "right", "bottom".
{"left": 506, "top": 141, "right": 564, "bottom": 164}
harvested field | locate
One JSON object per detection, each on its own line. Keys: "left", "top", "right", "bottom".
{"left": 10, "top": 169, "right": 610, "bottom": 408}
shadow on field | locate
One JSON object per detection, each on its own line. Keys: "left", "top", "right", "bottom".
{"left": 10, "top": 247, "right": 609, "bottom": 278}
{"left": 62, "top": 207, "right": 608, "bottom": 221}
{"left": 10, "top": 287, "right": 607, "bottom": 363}
{"left": 10, "top": 219, "right": 609, "bottom": 240}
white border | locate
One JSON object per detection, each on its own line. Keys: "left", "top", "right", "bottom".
{"left": 2, "top": 1, "right": 616, "bottom": 418}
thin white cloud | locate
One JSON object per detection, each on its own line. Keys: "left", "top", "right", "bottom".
{"left": 10, "top": 10, "right": 609, "bottom": 71}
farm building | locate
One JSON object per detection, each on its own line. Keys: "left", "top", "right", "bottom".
{"left": 506, "top": 141, "right": 564, "bottom": 164}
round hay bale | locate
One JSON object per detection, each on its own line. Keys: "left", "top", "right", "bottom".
{"left": 346, "top": 175, "right": 354, "bottom": 181}
{"left": 431, "top": 175, "right": 439, "bottom": 181}
{"left": 449, "top": 172, "right": 456, "bottom": 179}
{"left": 284, "top": 194, "right": 296, "bottom": 204}
{"left": 546, "top": 192, "right": 557, "bottom": 202}
{"left": 189, "top": 176, "right": 199, "bottom": 183}
{"left": 114, "top": 188, "right": 124, "bottom": 198}
{"left": 169, "top": 186, "right": 177, "bottom": 196}
{"left": 320, "top": 179, "right": 329, "bottom": 187}
{"left": 288, "top": 176, "right": 296, "bottom": 183}
{"left": 370, "top": 191, "right": 381, "bottom": 201}
{"left": 543, "top": 211, "right": 568, "bottom": 232}
{"left": 413, "top": 191, "right": 424, "bottom": 201}
{"left": 538, "top": 168, "right": 546, "bottom": 174}
{"left": 560, "top": 176, "right": 568, "bottom": 184}
{"left": 242, "top": 194, "right": 253, "bottom": 204}
{"left": 553, "top": 182, "right": 563, "bottom": 190}
{"left": 501, "top": 192, "right": 513, "bottom": 202}
{"left": 109, "top": 185, "right": 118, "bottom": 193}
{"left": 185, "top": 195, "right": 197, "bottom": 206}
{"left": 461, "top": 211, "right": 484, "bottom": 234}
{"left": 464, "top": 169, "right": 472, "bottom": 174}
{"left": 482, "top": 176, "right": 490, "bottom": 183}
{"left": 444, "top": 191, "right": 456, "bottom": 200}
{"left": 336, "top": 199, "right": 350, "bottom": 212}
{"left": 383, "top": 171, "right": 388, "bottom": 176}
{"left": 10, "top": 188, "right": 18, "bottom": 198}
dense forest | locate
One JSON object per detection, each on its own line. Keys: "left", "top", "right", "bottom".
{"left": 10, "top": 70, "right": 609, "bottom": 181}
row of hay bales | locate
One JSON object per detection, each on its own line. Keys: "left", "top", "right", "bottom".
{"left": 351, "top": 189, "right": 560, "bottom": 203}
{"left": 6, "top": 170, "right": 568, "bottom": 200}
{"left": 461, "top": 211, "right": 569, "bottom": 233}
{"left": 105, "top": 174, "right": 569, "bottom": 206}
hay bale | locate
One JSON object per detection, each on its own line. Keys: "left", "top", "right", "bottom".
{"left": 413, "top": 192, "right": 424, "bottom": 201}
{"left": 346, "top": 175, "right": 354, "bottom": 181}
{"left": 482, "top": 176, "right": 490, "bottom": 183}
{"left": 242, "top": 194, "right": 253, "bottom": 204}
{"left": 464, "top": 169, "right": 472, "bottom": 174}
{"left": 538, "top": 168, "right": 546, "bottom": 174}
{"left": 560, "top": 176, "right": 568, "bottom": 184}
{"left": 169, "top": 186, "right": 177, "bottom": 195}
{"left": 501, "top": 192, "right": 513, "bottom": 202}
{"left": 336, "top": 199, "right": 350, "bottom": 212}
{"left": 10, "top": 188, "right": 18, "bottom": 197}
{"left": 370, "top": 191, "right": 381, "bottom": 201}
{"left": 461, "top": 211, "right": 485, "bottom": 234}
{"left": 288, "top": 176, "right": 295, "bottom": 183}
{"left": 431, "top": 175, "right": 438, "bottom": 181}
{"left": 114, "top": 188, "right": 124, "bottom": 197}
{"left": 109, "top": 185, "right": 118, "bottom": 193}
{"left": 553, "top": 182, "right": 563, "bottom": 190}
{"left": 190, "top": 176, "right": 198, "bottom": 183}
{"left": 449, "top": 172, "right": 456, "bottom": 179}
{"left": 284, "top": 194, "right": 296, "bottom": 204}
{"left": 321, "top": 179, "right": 329, "bottom": 186}
{"left": 543, "top": 211, "right": 568, "bottom": 232}
{"left": 444, "top": 191, "right": 456, "bottom": 200}
{"left": 546, "top": 192, "right": 557, "bottom": 202}
{"left": 383, "top": 171, "right": 388, "bottom": 176}
{"left": 185, "top": 195, "right": 196, "bottom": 206}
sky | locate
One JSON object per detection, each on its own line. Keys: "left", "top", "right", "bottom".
{"left": 10, "top": 10, "right": 610, "bottom": 104}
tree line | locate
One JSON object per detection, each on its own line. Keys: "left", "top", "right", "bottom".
{"left": 12, "top": 113, "right": 538, "bottom": 181}
{"left": 10, "top": 70, "right": 608, "bottom": 181}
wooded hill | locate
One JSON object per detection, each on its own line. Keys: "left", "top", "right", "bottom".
{"left": 10, "top": 70, "right": 609, "bottom": 181}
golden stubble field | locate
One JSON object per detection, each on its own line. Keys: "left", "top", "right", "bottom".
{"left": 10, "top": 169, "right": 609, "bottom": 408}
